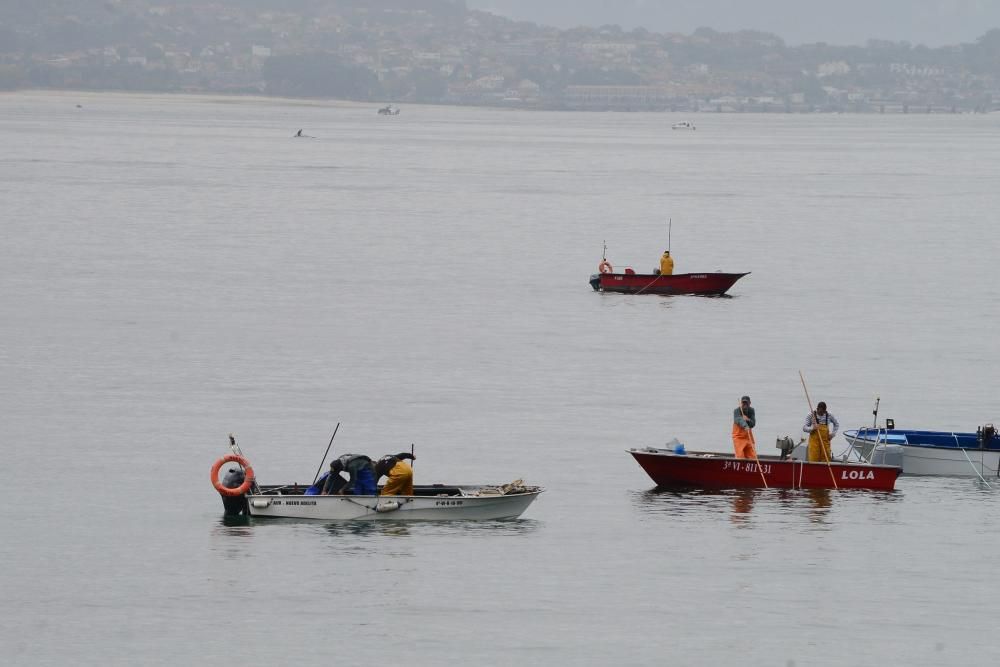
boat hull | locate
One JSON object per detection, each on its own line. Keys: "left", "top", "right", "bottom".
{"left": 629, "top": 448, "right": 900, "bottom": 490}
{"left": 244, "top": 485, "right": 542, "bottom": 521}
{"left": 844, "top": 428, "right": 1000, "bottom": 477}
{"left": 590, "top": 272, "right": 749, "bottom": 296}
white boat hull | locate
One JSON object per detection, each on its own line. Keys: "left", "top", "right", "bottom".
{"left": 844, "top": 433, "right": 1000, "bottom": 477}
{"left": 246, "top": 486, "right": 542, "bottom": 521}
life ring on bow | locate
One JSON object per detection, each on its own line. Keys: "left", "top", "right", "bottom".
{"left": 598, "top": 259, "right": 613, "bottom": 274}
{"left": 211, "top": 453, "right": 255, "bottom": 497}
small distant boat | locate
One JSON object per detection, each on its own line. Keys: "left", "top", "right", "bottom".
{"left": 590, "top": 271, "right": 749, "bottom": 296}
{"left": 377, "top": 105, "right": 400, "bottom": 116}
{"left": 671, "top": 121, "right": 696, "bottom": 130}
{"left": 629, "top": 447, "right": 900, "bottom": 491}
{"left": 843, "top": 425, "right": 1000, "bottom": 477}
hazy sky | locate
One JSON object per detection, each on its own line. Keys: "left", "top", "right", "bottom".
{"left": 467, "top": 0, "right": 1000, "bottom": 46}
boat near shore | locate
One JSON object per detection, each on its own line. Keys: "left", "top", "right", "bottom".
{"left": 211, "top": 451, "right": 542, "bottom": 521}
{"left": 629, "top": 447, "right": 901, "bottom": 490}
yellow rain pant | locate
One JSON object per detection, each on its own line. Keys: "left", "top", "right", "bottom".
{"left": 808, "top": 423, "right": 832, "bottom": 463}
{"left": 732, "top": 424, "right": 757, "bottom": 459}
{"left": 659, "top": 254, "right": 675, "bottom": 276}
{"left": 380, "top": 461, "right": 413, "bottom": 496}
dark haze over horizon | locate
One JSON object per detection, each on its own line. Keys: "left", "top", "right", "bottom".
{"left": 469, "top": 0, "right": 1000, "bottom": 47}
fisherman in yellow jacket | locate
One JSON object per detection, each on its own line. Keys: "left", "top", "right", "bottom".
{"left": 375, "top": 452, "right": 416, "bottom": 496}
{"left": 659, "top": 250, "right": 674, "bottom": 276}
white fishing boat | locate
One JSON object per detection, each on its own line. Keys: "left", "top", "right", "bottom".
{"left": 843, "top": 425, "right": 1000, "bottom": 478}
{"left": 671, "top": 121, "right": 696, "bottom": 130}
{"left": 211, "top": 445, "right": 542, "bottom": 521}
{"left": 240, "top": 482, "right": 542, "bottom": 520}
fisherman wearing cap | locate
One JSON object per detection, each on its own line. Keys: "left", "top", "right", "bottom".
{"left": 375, "top": 452, "right": 416, "bottom": 496}
{"left": 659, "top": 250, "right": 674, "bottom": 276}
{"left": 803, "top": 401, "right": 839, "bottom": 463}
{"left": 732, "top": 395, "right": 757, "bottom": 459}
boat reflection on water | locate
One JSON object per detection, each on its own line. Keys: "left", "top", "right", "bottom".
{"left": 729, "top": 489, "right": 755, "bottom": 527}
{"left": 633, "top": 486, "right": 896, "bottom": 528}
{"left": 802, "top": 488, "right": 832, "bottom": 523}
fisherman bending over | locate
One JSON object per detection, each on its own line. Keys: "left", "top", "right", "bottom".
{"left": 324, "top": 454, "right": 377, "bottom": 495}
{"left": 376, "top": 452, "right": 416, "bottom": 496}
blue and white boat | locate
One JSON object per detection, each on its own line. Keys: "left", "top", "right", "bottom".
{"left": 843, "top": 425, "right": 1000, "bottom": 478}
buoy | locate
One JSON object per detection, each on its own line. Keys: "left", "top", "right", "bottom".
{"left": 211, "top": 453, "right": 254, "bottom": 497}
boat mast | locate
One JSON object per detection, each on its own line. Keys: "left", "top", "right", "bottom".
{"left": 872, "top": 396, "right": 880, "bottom": 428}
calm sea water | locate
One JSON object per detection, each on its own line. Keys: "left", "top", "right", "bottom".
{"left": 2, "top": 91, "right": 1000, "bottom": 666}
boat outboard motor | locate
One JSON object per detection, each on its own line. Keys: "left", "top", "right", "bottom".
{"left": 776, "top": 436, "right": 796, "bottom": 460}
{"left": 977, "top": 424, "right": 997, "bottom": 449}
{"left": 221, "top": 467, "right": 250, "bottom": 516}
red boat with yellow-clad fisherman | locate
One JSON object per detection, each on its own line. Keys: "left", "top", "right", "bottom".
{"left": 629, "top": 445, "right": 901, "bottom": 491}
{"left": 589, "top": 238, "right": 748, "bottom": 296}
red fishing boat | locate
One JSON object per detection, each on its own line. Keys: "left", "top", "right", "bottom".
{"left": 629, "top": 447, "right": 901, "bottom": 491}
{"left": 589, "top": 271, "right": 749, "bottom": 296}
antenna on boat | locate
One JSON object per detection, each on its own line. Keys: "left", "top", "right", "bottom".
{"left": 602, "top": 240, "right": 607, "bottom": 260}
{"left": 667, "top": 218, "right": 672, "bottom": 253}
{"left": 872, "top": 396, "right": 880, "bottom": 428}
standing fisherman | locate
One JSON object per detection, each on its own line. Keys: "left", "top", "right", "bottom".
{"left": 732, "top": 395, "right": 757, "bottom": 459}
{"left": 803, "top": 401, "right": 839, "bottom": 463}
{"left": 659, "top": 250, "right": 674, "bottom": 276}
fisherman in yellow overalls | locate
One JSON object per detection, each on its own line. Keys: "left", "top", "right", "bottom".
{"left": 803, "top": 401, "right": 840, "bottom": 463}
{"left": 375, "top": 452, "right": 416, "bottom": 496}
{"left": 659, "top": 250, "right": 674, "bottom": 276}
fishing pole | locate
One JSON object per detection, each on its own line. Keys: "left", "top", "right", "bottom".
{"left": 312, "top": 422, "right": 341, "bottom": 486}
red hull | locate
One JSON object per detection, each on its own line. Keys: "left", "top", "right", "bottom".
{"left": 629, "top": 448, "right": 900, "bottom": 491}
{"left": 592, "top": 272, "right": 749, "bottom": 296}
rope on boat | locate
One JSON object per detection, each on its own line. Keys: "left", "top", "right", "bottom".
{"left": 959, "top": 446, "right": 992, "bottom": 488}
{"left": 633, "top": 274, "right": 663, "bottom": 295}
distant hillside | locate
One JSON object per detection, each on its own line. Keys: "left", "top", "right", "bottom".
{"left": 1, "top": 1, "right": 999, "bottom": 112}
{"left": 468, "top": 0, "right": 1000, "bottom": 47}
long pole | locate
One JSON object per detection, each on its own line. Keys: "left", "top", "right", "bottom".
{"left": 312, "top": 422, "right": 341, "bottom": 485}
{"left": 738, "top": 402, "right": 769, "bottom": 488}
{"left": 798, "top": 371, "right": 839, "bottom": 489}
{"left": 668, "top": 218, "right": 672, "bottom": 253}
{"left": 872, "top": 396, "right": 880, "bottom": 428}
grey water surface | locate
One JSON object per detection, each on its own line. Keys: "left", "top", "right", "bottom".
{"left": 2, "top": 91, "right": 999, "bottom": 666}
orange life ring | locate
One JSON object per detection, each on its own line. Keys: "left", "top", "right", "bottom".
{"left": 598, "top": 259, "right": 613, "bottom": 274}
{"left": 211, "top": 453, "right": 255, "bottom": 497}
